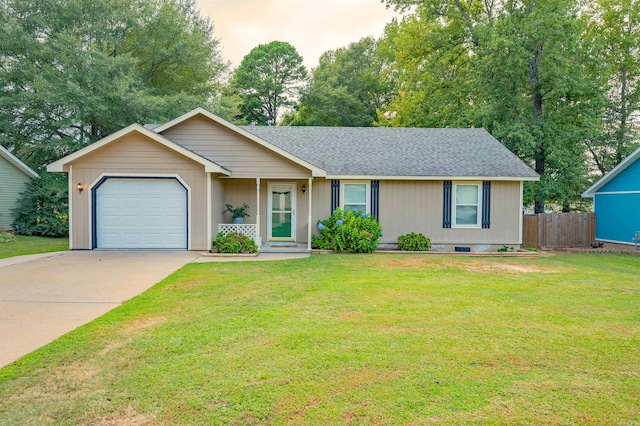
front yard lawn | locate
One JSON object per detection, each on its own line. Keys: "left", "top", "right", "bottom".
{"left": 0, "top": 235, "right": 68, "bottom": 259}
{"left": 0, "top": 253, "right": 638, "bottom": 424}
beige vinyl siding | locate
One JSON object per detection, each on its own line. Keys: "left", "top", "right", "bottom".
{"left": 69, "top": 133, "right": 210, "bottom": 250}
{"left": 0, "top": 157, "right": 33, "bottom": 230}
{"left": 378, "top": 180, "right": 521, "bottom": 244}
{"left": 221, "top": 179, "right": 256, "bottom": 225}
{"left": 161, "top": 116, "right": 312, "bottom": 178}
{"left": 311, "top": 179, "right": 332, "bottom": 227}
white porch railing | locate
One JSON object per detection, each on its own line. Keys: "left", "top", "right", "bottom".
{"left": 218, "top": 224, "right": 261, "bottom": 246}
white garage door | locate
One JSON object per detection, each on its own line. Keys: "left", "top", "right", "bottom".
{"left": 96, "top": 178, "right": 187, "bottom": 249}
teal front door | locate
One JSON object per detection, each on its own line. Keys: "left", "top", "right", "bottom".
{"left": 268, "top": 183, "right": 296, "bottom": 241}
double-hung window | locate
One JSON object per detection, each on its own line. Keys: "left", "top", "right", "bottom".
{"left": 341, "top": 181, "right": 370, "bottom": 213}
{"left": 453, "top": 182, "right": 482, "bottom": 227}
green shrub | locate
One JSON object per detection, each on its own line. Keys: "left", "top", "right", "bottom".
{"left": 211, "top": 232, "right": 258, "bottom": 254}
{"left": 0, "top": 232, "right": 16, "bottom": 243}
{"left": 498, "top": 245, "right": 514, "bottom": 252}
{"left": 12, "top": 174, "right": 69, "bottom": 237}
{"left": 312, "top": 208, "right": 382, "bottom": 253}
{"left": 398, "top": 232, "right": 431, "bottom": 251}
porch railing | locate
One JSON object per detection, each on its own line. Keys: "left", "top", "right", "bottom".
{"left": 218, "top": 224, "right": 261, "bottom": 246}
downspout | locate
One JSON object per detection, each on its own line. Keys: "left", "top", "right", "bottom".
{"left": 519, "top": 181, "right": 524, "bottom": 245}
{"left": 308, "top": 178, "right": 313, "bottom": 252}
{"left": 207, "top": 172, "right": 212, "bottom": 249}
{"left": 68, "top": 165, "right": 74, "bottom": 250}
{"left": 256, "top": 178, "right": 261, "bottom": 248}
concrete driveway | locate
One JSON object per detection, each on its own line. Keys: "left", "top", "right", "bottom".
{"left": 0, "top": 250, "right": 199, "bottom": 368}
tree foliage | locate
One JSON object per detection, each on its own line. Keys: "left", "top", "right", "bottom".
{"left": 232, "top": 41, "right": 307, "bottom": 125}
{"left": 583, "top": 0, "right": 640, "bottom": 174}
{"left": 288, "top": 37, "right": 395, "bottom": 127}
{"left": 0, "top": 0, "right": 228, "bottom": 170}
{"left": 378, "top": 0, "right": 605, "bottom": 212}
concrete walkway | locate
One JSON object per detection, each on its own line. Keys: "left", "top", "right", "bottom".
{"left": 0, "top": 250, "right": 199, "bottom": 368}
{"left": 192, "top": 252, "right": 310, "bottom": 263}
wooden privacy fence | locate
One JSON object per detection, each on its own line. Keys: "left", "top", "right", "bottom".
{"left": 522, "top": 212, "right": 596, "bottom": 248}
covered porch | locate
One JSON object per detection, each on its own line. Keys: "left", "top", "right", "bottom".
{"left": 212, "top": 177, "right": 320, "bottom": 252}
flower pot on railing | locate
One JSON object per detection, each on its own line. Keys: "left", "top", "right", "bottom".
{"left": 225, "top": 203, "right": 250, "bottom": 224}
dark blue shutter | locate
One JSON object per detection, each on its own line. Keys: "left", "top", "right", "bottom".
{"left": 482, "top": 181, "right": 491, "bottom": 229}
{"left": 443, "top": 180, "right": 452, "bottom": 228}
{"left": 370, "top": 180, "right": 380, "bottom": 220}
{"left": 331, "top": 180, "right": 340, "bottom": 214}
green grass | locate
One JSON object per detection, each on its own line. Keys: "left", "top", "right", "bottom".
{"left": 0, "top": 235, "right": 68, "bottom": 259}
{"left": 1, "top": 253, "right": 639, "bottom": 424}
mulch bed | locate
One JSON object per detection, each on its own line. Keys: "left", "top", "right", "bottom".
{"left": 551, "top": 242, "right": 640, "bottom": 254}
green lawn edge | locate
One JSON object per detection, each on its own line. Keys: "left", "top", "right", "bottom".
{"left": 0, "top": 235, "right": 69, "bottom": 259}
{"left": 1, "top": 253, "right": 638, "bottom": 424}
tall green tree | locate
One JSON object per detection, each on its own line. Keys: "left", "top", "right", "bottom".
{"left": 583, "top": 0, "right": 640, "bottom": 174}
{"left": 232, "top": 41, "right": 307, "bottom": 125}
{"left": 476, "top": 0, "right": 601, "bottom": 212}
{"left": 379, "top": 0, "right": 602, "bottom": 212}
{"left": 0, "top": 0, "right": 227, "bottom": 170}
{"left": 289, "top": 37, "right": 395, "bottom": 127}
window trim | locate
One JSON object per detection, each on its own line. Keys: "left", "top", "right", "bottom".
{"left": 340, "top": 180, "right": 371, "bottom": 214}
{"left": 453, "top": 181, "right": 482, "bottom": 228}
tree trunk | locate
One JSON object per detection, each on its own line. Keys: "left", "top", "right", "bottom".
{"left": 616, "top": 66, "right": 628, "bottom": 164}
{"left": 529, "top": 45, "right": 545, "bottom": 214}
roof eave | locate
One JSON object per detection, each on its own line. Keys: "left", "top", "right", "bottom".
{"left": 581, "top": 146, "right": 640, "bottom": 197}
{"left": 323, "top": 175, "right": 540, "bottom": 181}
{"left": 0, "top": 145, "right": 39, "bottom": 178}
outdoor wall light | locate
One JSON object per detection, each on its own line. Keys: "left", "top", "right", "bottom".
{"left": 302, "top": 185, "right": 306, "bottom": 194}
{"left": 77, "top": 183, "right": 84, "bottom": 193}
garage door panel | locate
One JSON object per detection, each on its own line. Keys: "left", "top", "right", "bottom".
{"left": 102, "top": 233, "right": 120, "bottom": 245}
{"left": 165, "top": 198, "right": 184, "bottom": 208}
{"left": 145, "top": 216, "right": 163, "bottom": 226}
{"left": 123, "top": 233, "right": 141, "bottom": 245}
{"left": 146, "top": 199, "right": 164, "bottom": 209}
{"left": 163, "top": 234, "right": 185, "bottom": 245}
{"left": 122, "top": 199, "right": 142, "bottom": 210}
{"left": 102, "top": 215, "right": 120, "bottom": 227}
{"left": 96, "top": 178, "right": 187, "bottom": 249}
{"left": 144, "top": 234, "right": 163, "bottom": 244}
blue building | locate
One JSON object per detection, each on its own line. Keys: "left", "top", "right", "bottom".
{"left": 582, "top": 147, "right": 640, "bottom": 245}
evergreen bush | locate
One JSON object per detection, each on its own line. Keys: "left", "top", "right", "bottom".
{"left": 12, "top": 174, "right": 69, "bottom": 237}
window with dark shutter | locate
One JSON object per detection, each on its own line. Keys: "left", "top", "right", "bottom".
{"left": 482, "top": 181, "right": 491, "bottom": 229}
{"left": 331, "top": 180, "right": 340, "bottom": 214}
{"left": 371, "top": 180, "right": 380, "bottom": 220}
{"left": 443, "top": 180, "right": 452, "bottom": 228}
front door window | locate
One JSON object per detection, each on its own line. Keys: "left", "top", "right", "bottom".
{"left": 269, "top": 183, "right": 296, "bottom": 240}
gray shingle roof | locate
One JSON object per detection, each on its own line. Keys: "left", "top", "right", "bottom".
{"left": 240, "top": 126, "right": 538, "bottom": 178}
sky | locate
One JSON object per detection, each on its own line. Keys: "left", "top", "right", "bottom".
{"left": 195, "top": 0, "right": 400, "bottom": 70}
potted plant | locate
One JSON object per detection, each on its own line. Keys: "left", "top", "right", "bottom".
{"left": 225, "top": 203, "right": 250, "bottom": 224}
